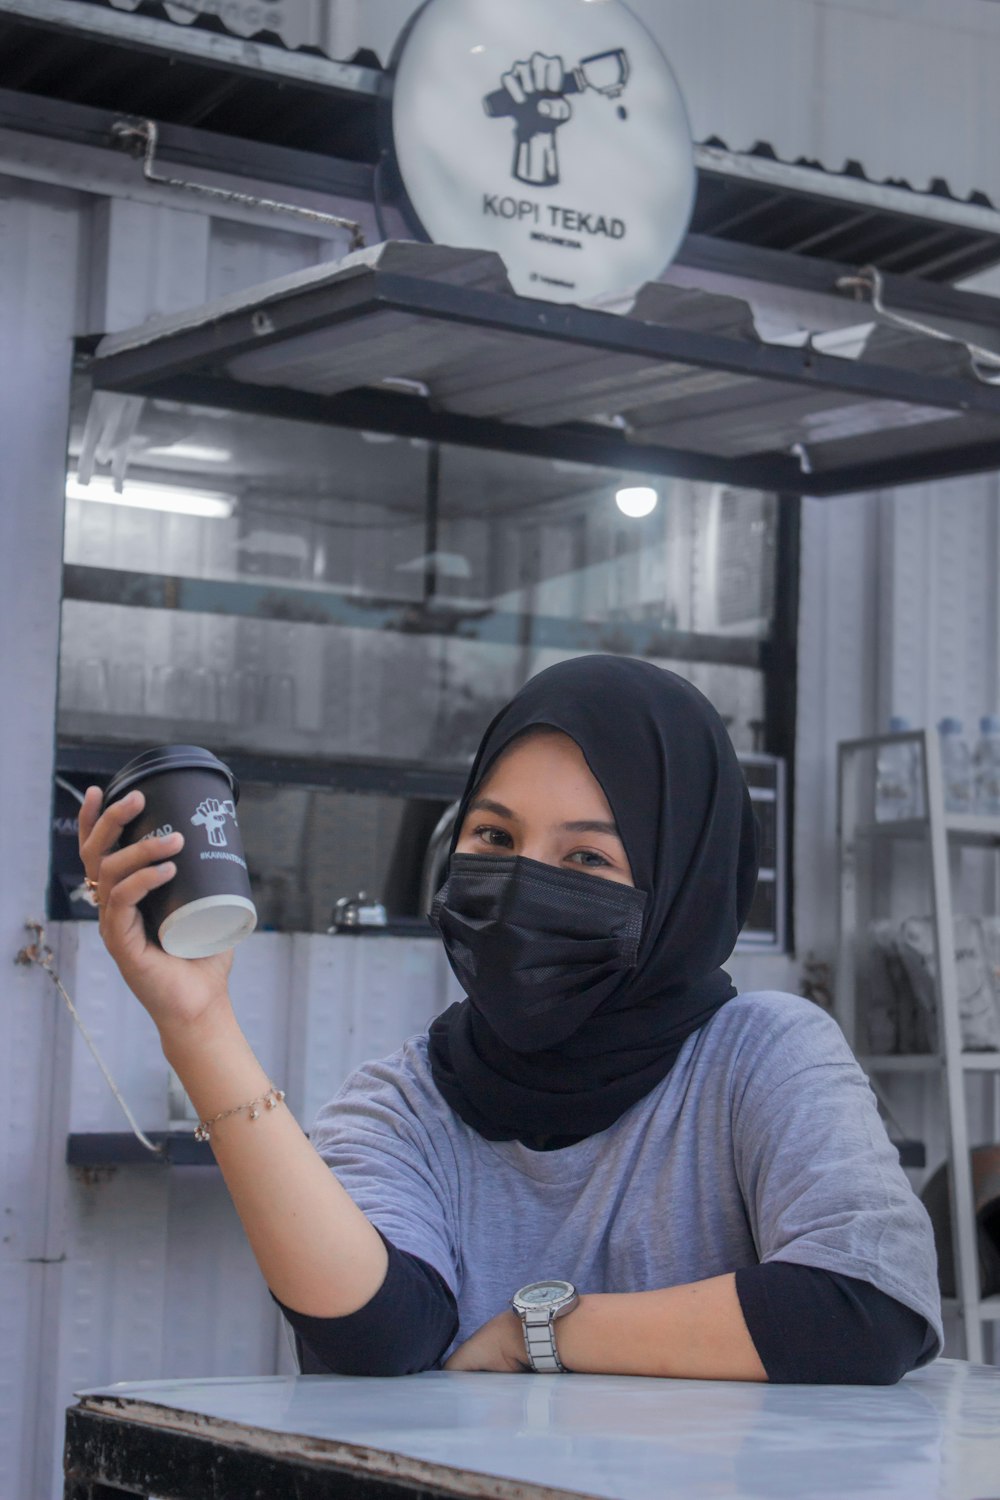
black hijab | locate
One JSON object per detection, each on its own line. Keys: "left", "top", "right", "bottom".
{"left": 427, "top": 655, "right": 760, "bottom": 1143}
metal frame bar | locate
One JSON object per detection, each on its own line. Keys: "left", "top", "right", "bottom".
{"left": 108, "top": 370, "right": 803, "bottom": 491}
{"left": 763, "top": 494, "right": 800, "bottom": 949}
{"left": 0, "top": 84, "right": 375, "bottom": 201}
{"left": 919, "top": 726, "right": 985, "bottom": 1364}
{"left": 803, "top": 438, "right": 1000, "bottom": 499}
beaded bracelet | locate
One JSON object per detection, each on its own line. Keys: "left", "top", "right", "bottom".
{"left": 194, "top": 1084, "right": 286, "bottom": 1142}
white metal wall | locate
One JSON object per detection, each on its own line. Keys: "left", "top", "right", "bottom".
{"left": 35, "top": 925, "right": 456, "bottom": 1500}
{"left": 0, "top": 176, "right": 87, "bottom": 1500}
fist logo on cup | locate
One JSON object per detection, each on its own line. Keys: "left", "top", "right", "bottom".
{"left": 191, "top": 797, "right": 237, "bottom": 848}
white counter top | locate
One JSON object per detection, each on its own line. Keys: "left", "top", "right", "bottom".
{"left": 76, "top": 1358, "right": 1000, "bottom": 1500}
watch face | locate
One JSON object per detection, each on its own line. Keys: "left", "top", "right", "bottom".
{"left": 518, "top": 1280, "right": 573, "bottom": 1306}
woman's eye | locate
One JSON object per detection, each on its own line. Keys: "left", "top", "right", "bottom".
{"left": 474, "top": 825, "right": 513, "bottom": 848}
{"left": 567, "top": 849, "right": 611, "bottom": 868}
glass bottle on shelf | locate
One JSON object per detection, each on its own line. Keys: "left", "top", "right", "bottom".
{"left": 937, "top": 717, "right": 973, "bottom": 814}
{"left": 972, "top": 714, "right": 1000, "bottom": 816}
{"left": 875, "top": 715, "right": 919, "bottom": 822}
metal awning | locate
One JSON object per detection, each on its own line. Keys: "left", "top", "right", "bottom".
{"left": 88, "top": 241, "right": 1000, "bottom": 498}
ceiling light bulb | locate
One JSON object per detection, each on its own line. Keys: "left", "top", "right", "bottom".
{"left": 66, "top": 474, "right": 234, "bottom": 519}
{"left": 615, "top": 486, "right": 658, "bottom": 518}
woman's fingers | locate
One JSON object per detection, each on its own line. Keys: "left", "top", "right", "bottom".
{"left": 78, "top": 783, "right": 182, "bottom": 948}
{"left": 77, "top": 786, "right": 103, "bottom": 850}
{"left": 99, "top": 859, "right": 177, "bottom": 958}
{"left": 98, "top": 829, "right": 184, "bottom": 899}
{"left": 79, "top": 786, "right": 145, "bottom": 873}
{"left": 103, "top": 859, "right": 176, "bottom": 919}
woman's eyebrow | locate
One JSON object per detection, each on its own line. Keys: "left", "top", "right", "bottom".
{"left": 469, "top": 796, "right": 518, "bottom": 820}
{"left": 467, "top": 801, "right": 620, "bottom": 839}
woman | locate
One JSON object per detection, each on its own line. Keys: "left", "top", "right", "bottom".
{"left": 79, "top": 655, "right": 942, "bottom": 1382}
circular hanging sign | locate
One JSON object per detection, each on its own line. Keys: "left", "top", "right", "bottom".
{"left": 381, "top": 0, "right": 696, "bottom": 303}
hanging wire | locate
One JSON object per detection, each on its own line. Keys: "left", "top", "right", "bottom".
{"left": 15, "top": 921, "right": 164, "bottom": 1158}
{"left": 835, "top": 264, "right": 1000, "bottom": 384}
{"left": 109, "top": 118, "right": 366, "bottom": 248}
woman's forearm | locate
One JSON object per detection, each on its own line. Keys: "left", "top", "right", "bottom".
{"left": 552, "top": 1275, "right": 767, "bottom": 1381}
{"left": 160, "top": 1000, "right": 387, "bottom": 1317}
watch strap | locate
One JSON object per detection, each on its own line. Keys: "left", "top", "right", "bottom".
{"left": 521, "top": 1307, "right": 565, "bottom": 1373}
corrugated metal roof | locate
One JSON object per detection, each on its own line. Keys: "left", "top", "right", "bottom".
{"left": 692, "top": 141, "right": 1000, "bottom": 281}
{"left": 0, "top": 0, "right": 381, "bottom": 158}
{"left": 88, "top": 241, "right": 1000, "bottom": 499}
{"left": 5, "top": 0, "right": 1000, "bottom": 279}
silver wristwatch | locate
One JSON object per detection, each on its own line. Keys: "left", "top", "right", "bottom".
{"left": 511, "top": 1280, "right": 579, "bottom": 1372}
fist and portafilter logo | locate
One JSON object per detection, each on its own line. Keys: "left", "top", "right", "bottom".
{"left": 483, "top": 47, "right": 630, "bottom": 186}
{"left": 191, "top": 798, "right": 238, "bottom": 848}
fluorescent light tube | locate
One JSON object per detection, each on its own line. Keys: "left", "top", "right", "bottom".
{"left": 66, "top": 474, "right": 235, "bottom": 519}
{"left": 143, "top": 443, "right": 233, "bottom": 463}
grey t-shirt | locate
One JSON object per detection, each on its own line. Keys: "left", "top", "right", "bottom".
{"left": 311, "top": 990, "right": 943, "bottom": 1361}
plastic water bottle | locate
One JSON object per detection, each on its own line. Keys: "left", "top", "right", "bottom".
{"left": 938, "top": 717, "right": 973, "bottom": 814}
{"left": 973, "top": 715, "right": 1000, "bottom": 816}
{"left": 875, "top": 716, "right": 919, "bottom": 821}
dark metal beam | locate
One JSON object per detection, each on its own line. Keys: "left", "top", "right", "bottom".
{"left": 112, "top": 369, "right": 802, "bottom": 491}
{"left": 0, "top": 84, "right": 374, "bottom": 199}
{"left": 90, "top": 364, "right": 1000, "bottom": 500}
{"left": 803, "top": 436, "right": 1000, "bottom": 497}
{"left": 763, "top": 494, "right": 801, "bottom": 950}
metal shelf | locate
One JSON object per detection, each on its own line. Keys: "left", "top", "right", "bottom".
{"left": 62, "top": 563, "right": 763, "bottom": 670}
{"left": 859, "top": 1055, "right": 942, "bottom": 1072}
{"left": 858, "top": 815, "right": 1000, "bottom": 845}
{"left": 860, "top": 1054, "right": 1000, "bottom": 1072}
{"left": 837, "top": 728, "right": 1000, "bottom": 1365}
{"left": 943, "top": 1296, "right": 1000, "bottom": 1322}
{"left": 66, "top": 1132, "right": 215, "bottom": 1167}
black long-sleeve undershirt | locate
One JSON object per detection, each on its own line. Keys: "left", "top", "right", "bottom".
{"left": 274, "top": 1239, "right": 933, "bottom": 1383}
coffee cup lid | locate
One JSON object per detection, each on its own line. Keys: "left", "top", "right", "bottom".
{"left": 104, "top": 745, "right": 240, "bottom": 808}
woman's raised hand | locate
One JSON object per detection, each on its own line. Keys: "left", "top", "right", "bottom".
{"left": 78, "top": 785, "right": 233, "bottom": 1036}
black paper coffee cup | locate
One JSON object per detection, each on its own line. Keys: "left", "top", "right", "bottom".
{"left": 103, "top": 745, "right": 257, "bottom": 959}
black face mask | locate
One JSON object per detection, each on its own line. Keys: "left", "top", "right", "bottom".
{"left": 430, "top": 853, "right": 647, "bottom": 1053}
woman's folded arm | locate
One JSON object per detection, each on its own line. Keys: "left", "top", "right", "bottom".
{"left": 273, "top": 1231, "right": 458, "bottom": 1376}
{"left": 734, "top": 1262, "right": 934, "bottom": 1384}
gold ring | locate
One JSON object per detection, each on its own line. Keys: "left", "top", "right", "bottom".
{"left": 84, "top": 876, "right": 101, "bottom": 909}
